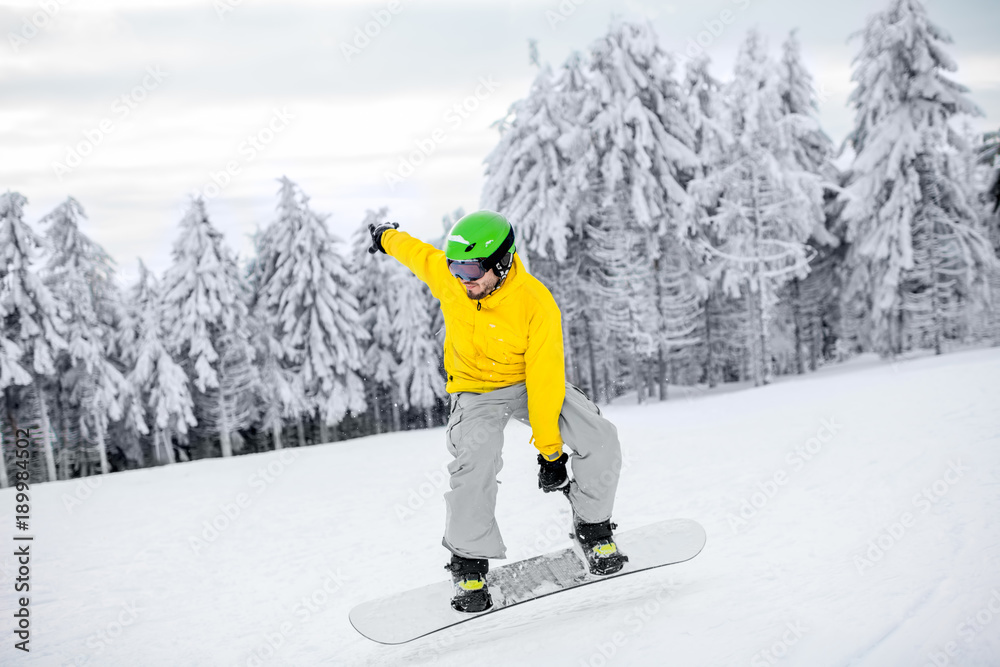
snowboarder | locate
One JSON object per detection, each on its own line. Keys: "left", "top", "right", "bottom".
{"left": 367, "top": 210, "right": 626, "bottom": 613}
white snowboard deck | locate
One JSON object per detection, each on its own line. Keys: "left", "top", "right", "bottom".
{"left": 349, "top": 518, "right": 707, "bottom": 644}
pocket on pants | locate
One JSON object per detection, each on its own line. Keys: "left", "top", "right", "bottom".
{"left": 569, "top": 383, "right": 601, "bottom": 416}
{"left": 446, "top": 397, "right": 465, "bottom": 454}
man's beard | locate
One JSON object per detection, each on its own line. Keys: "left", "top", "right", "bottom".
{"left": 464, "top": 274, "right": 499, "bottom": 299}
{"left": 464, "top": 285, "right": 488, "bottom": 299}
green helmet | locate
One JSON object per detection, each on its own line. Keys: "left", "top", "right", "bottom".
{"left": 445, "top": 210, "right": 516, "bottom": 272}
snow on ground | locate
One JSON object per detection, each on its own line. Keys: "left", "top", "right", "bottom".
{"left": 3, "top": 347, "right": 1000, "bottom": 667}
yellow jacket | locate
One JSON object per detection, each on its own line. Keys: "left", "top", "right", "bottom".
{"left": 382, "top": 229, "right": 566, "bottom": 458}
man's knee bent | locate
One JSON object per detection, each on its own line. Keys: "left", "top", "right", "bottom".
{"left": 449, "top": 418, "right": 503, "bottom": 463}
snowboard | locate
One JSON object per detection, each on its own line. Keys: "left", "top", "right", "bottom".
{"left": 349, "top": 518, "right": 706, "bottom": 645}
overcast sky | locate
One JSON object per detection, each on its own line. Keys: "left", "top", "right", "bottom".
{"left": 2, "top": 0, "right": 998, "bottom": 285}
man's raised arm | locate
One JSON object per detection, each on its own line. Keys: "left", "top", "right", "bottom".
{"left": 367, "top": 223, "right": 451, "bottom": 298}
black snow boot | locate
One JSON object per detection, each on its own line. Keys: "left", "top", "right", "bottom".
{"left": 445, "top": 554, "right": 493, "bottom": 613}
{"left": 573, "top": 519, "right": 629, "bottom": 575}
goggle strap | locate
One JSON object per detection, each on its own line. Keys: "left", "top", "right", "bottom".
{"left": 482, "top": 227, "right": 515, "bottom": 272}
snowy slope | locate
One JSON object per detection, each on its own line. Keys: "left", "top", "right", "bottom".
{"left": 3, "top": 348, "right": 1000, "bottom": 667}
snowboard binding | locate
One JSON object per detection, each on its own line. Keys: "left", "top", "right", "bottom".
{"left": 445, "top": 554, "right": 493, "bottom": 613}
{"left": 561, "top": 483, "right": 629, "bottom": 575}
{"left": 570, "top": 513, "right": 629, "bottom": 576}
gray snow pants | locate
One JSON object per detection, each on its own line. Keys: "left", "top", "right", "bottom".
{"left": 442, "top": 381, "right": 622, "bottom": 560}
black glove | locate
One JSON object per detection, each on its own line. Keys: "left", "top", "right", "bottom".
{"left": 537, "top": 452, "right": 569, "bottom": 493}
{"left": 367, "top": 221, "right": 399, "bottom": 254}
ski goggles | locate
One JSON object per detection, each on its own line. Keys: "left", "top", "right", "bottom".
{"left": 447, "top": 259, "right": 489, "bottom": 282}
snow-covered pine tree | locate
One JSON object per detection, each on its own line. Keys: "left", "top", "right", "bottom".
{"left": 255, "top": 178, "right": 367, "bottom": 444}
{"left": 904, "top": 148, "right": 994, "bottom": 352}
{"left": 481, "top": 62, "right": 566, "bottom": 259}
{"left": 585, "top": 22, "right": 701, "bottom": 400}
{"left": 777, "top": 31, "right": 839, "bottom": 217}
{"left": 124, "top": 260, "right": 196, "bottom": 464}
{"left": 681, "top": 56, "right": 738, "bottom": 387}
{"left": 392, "top": 272, "right": 447, "bottom": 428}
{"left": 481, "top": 49, "right": 604, "bottom": 395}
{"left": 588, "top": 22, "right": 697, "bottom": 241}
{"left": 774, "top": 242, "right": 845, "bottom": 373}
{"left": 689, "top": 29, "right": 823, "bottom": 386}
{"left": 40, "top": 197, "right": 130, "bottom": 475}
{"left": 161, "top": 198, "right": 257, "bottom": 457}
{"left": 247, "top": 308, "right": 301, "bottom": 450}
{"left": 775, "top": 30, "right": 843, "bottom": 373}
{"left": 978, "top": 128, "right": 1000, "bottom": 246}
{"left": 582, "top": 202, "right": 659, "bottom": 401}
{"left": 841, "top": 0, "right": 994, "bottom": 355}
{"left": 556, "top": 231, "right": 606, "bottom": 397}
{"left": 702, "top": 290, "right": 750, "bottom": 386}
{"left": 117, "top": 263, "right": 155, "bottom": 455}
{"left": 485, "top": 23, "right": 710, "bottom": 400}
{"left": 653, "top": 234, "right": 709, "bottom": 396}
{"left": 247, "top": 185, "right": 306, "bottom": 450}
{"left": 682, "top": 56, "right": 731, "bottom": 173}
{"left": 482, "top": 51, "right": 598, "bottom": 263}
{"left": 975, "top": 128, "right": 1000, "bottom": 344}
{"left": 115, "top": 268, "right": 150, "bottom": 459}
{"left": 0, "top": 192, "right": 66, "bottom": 483}
{"left": 351, "top": 209, "right": 400, "bottom": 434}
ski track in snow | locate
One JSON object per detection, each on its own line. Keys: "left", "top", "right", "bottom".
{"left": 2, "top": 347, "right": 999, "bottom": 666}
{"left": 844, "top": 576, "right": 946, "bottom": 666}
